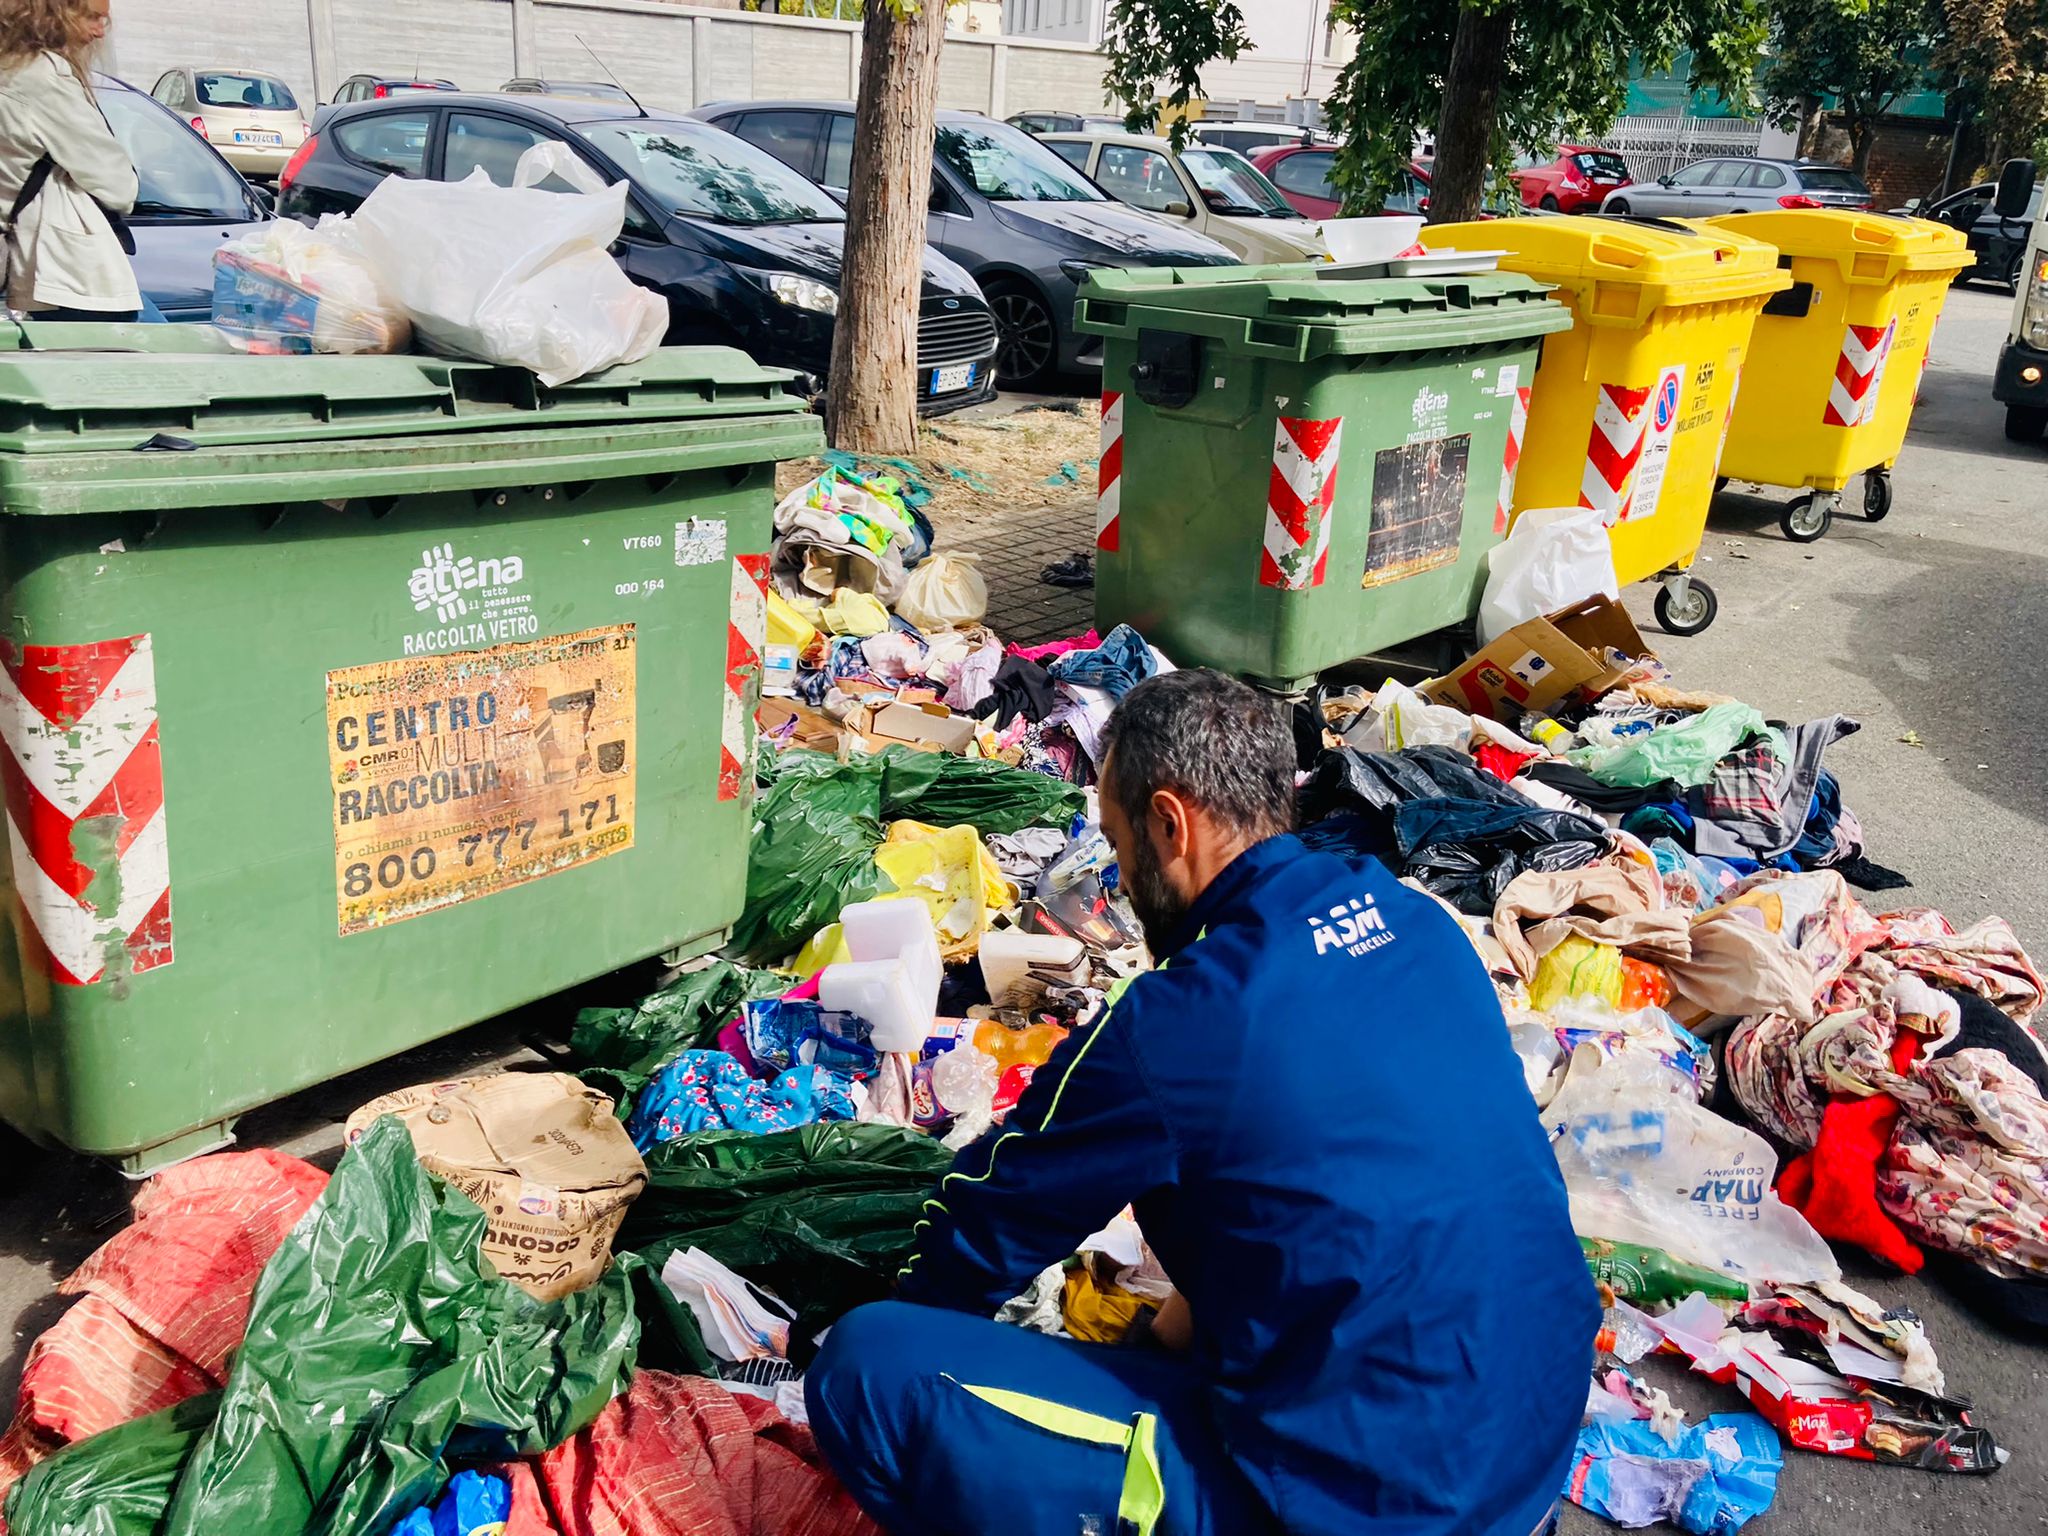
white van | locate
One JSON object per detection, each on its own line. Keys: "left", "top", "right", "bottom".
{"left": 1993, "top": 160, "right": 2048, "bottom": 443}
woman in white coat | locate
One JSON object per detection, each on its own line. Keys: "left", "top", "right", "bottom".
{"left": 0, "top": 0, "right": 140, "bottom": 321}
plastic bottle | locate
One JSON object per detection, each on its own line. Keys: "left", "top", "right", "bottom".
{"left": 1519, "top": 711, "right": 1574, "bottom": 754}
{"left": 1595, "top": 1300, "right": 1661, "bottom": 1364}
{"left": 971, "top": 1017, "right": 1071, "bottom": 1074}
{"left": 820, "top": 898, "right": 941, "bottom": 1053}
{"left": 1580, "top": 1236, "right": 1748, "bottom": 1305}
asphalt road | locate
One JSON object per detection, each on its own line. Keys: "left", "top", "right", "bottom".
{"left": 0, "top": 284, "right": 2042, "bottom": 1535}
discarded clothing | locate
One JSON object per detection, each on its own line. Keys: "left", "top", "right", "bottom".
{"left": 1491, "top": 860, "right": 1692, "bottom": 982}
{"left": 986, "top": 825, "right": 1070, "bottom": 880}
{"left": 1690, "top": 716, "right": 1860, "bottom": 862}
{"left": 1522, "top": 760, "right": 1683, "bottom": 816}
{"left": 1302, "top": 744, "right": 1532, "bottom": 829}
{"left": 1044, "top": 622, "right": 1156, "bottom": 699}
{"left": 1562, "top": 1414, "right": 1782, "bottom": 1534}
{"left": 1008, "top": 630, "right": 1099, "bottom": 663}
{"left": 629, "top": 1051, "right": 856, "bottom": 1148}
{"left": 969, "top": 654, "right": 1061, "bottom": 729}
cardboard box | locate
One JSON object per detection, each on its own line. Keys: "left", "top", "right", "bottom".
{"left": 758, "top": 697, "right": 855, "bottom": 755}
{"left": 344, "top": 1073, "right": 646, "bottom": 1301}
{"left": 1421, "top": 596, "right": 1652, "bottom": 720}
{"left": 861, "top": 699, "right": 977, "bottom": 755}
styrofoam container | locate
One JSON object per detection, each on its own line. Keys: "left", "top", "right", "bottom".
{"left": 1317, "top": 215, "right": 1425, "bottom": 265}
{"left": 824, "top": 898, "right": 942, "bottom": 1051}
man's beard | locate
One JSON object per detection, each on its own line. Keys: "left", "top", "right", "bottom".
{"left": 1121, "top": 831, "right": 1189, "bottom": 958}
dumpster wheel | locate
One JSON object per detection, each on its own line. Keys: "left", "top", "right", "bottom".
{"left": 1862, "top": 472, "right": 1894, "bottom": 521}
{"left": 1781, "top": 492, "right": 1833, "bottom": 543}
{"left": 1654, "top": 576, "right": 1718, "bottom": 637}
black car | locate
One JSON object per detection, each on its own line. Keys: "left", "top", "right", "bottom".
{"left": 277, "top": 96, "right": 998, "bottom": 412}
{"left": 691, "top": 101, "right": 1239, "bottom": 386}
{"left": 95, "top": 73, "right": 268, "bottom": 320}
{"left": 1908, "top": 180, "right": 2046, "bottom": 291}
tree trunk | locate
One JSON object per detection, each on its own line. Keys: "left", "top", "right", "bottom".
{"left": 1849, "top": 116, "right": 1876, "bottom": 180}
{"left": 1428, "top": 4, "right": 1513, "bottom": 224}
{"left": 1796, "top": 95, "right": 1825, "bottom": 158}
{"left": 826, "top": 0, "right": 947, "bottom": 453}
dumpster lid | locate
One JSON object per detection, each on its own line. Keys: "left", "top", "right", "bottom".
{"left": 1706, "top": 209, "right": 1975, "bottom": 273}
{"left": 1420, "top": 215, "right": 1785, "bottom": 298}
{"left": 0, "top": 323, "right": 815, "bottom": 457}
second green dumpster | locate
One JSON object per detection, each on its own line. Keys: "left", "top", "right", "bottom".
{"left": 1075, "top": 263, "right": 1571, "bottom": 690}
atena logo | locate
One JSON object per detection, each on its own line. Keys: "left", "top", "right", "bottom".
{"left": 1411, "top": 385, "right": 1450, "bottom": 429}
{"left": 1309, "top": 894, "right": 1396, "bottom": 957}
{"left": 409, "top": 543, "right": 526, "bottom": 624}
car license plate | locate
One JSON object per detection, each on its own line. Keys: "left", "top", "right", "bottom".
{"left": 232, "top": 131, "right": 284, "bottom": 145}
{"left": 930, "top": 362, "right": 977, "bottom": 395}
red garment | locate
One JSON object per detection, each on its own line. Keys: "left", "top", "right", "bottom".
{"left": 1779, "top": 1036, "right": 1925, "bottom": 1274}
{"left": 536, "top": 1372, "right": 877, "bottom": 1536}
{"left": 1476, "top": 743, "right": 1538, "bottom": 783}
{"left": 1007, "top": 630, "right": 1099, "bottom": 664}
{"left": 0, "top": 1149, "right": 327, "bottom": 1509}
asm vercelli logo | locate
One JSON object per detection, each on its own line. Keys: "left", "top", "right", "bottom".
{"left": 1308, "top": 894, "right": 1396, "bottom": 958}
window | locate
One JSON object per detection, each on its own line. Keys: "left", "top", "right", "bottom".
{"left": 1181, "top": 148, "right": 1293, "bottom": 216}
{"left": 195, "top": 72, "right": 297, "bottom": 111}
{"left": 1385, "top": 168, "right": 1426, "bottom": 214}
{"left": 444, "top": 113, "right": 585, "bottom": 190}
{"left": 333, "top": 111, "right": 434, "bottom": 178}
{"left": 1270, "top": 151, "right": 1335, "bottom": 200}
{"left": 821, "top": 114, "right": 854, "bottom": 189}
{"left": 1668, "top": 161, "right": 1717, "bottom": 188}
{"left": 586, "top": 119, "right": 844, "bottom": 224}
{"left": 151, "top": 72, "right": 177, "bottom": 105}
{"left": 933, "top": 120, "right": 1102, "bottom": 201}
{"left": 1797, "top": 167, "right": 1871, "bottom": 195}
{"left": 1701, "top": 161, "right": 1748, "bottom": 188}
{"left": 1046, "top": 139, "right": 1092, "bottom": 170}
{"left": 1096, "top": 144, "right": 1181, "bottom": 211}
{"left": 1744, "top": 163, "right": 1787, "bottom": 190}
{"left": 95, "top": 85, "right": 251, "bottom": 217}
{"left": 1573, "top": 152, "right": 1630, "bottom": 182}
{"left": 728, "top": 111, "right": 826, "bottom": 182}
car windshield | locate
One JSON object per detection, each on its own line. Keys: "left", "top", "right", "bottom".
{"left": 935, "top": 121, "right": 1103, "bottom": 202}
{"left": 1181, "top": 147, "right": 1295, "bottom": 217}
{"left": 587, "top": 120, "right": 844, "bottom": 224}
{"left": 96, "top": 85, "right": 251, "bottom": 217}
{"left": 1574, "top": 152, "right": 1629, "bottom": 181}
{"left": 194, "top": 72, "right": 296, "bottom": 111}
{"left": 556, "top": 81, "right": 631, "bottom": 100}
{"left": 1798, "top": 168, "right": 1870, "bottom": 194}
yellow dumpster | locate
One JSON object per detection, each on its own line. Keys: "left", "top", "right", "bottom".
{"left": 1703, "top": 210, "right": 1973, "bottom": 542}
{"left": 1421, "top": 218, "right": 1788, "bottom": 636}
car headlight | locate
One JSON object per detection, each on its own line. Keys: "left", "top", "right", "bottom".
{"left": 1058, "top": 258, "right": 1111, "bottom": 284}
{"left": 763, "top": 273, "right": 839, "bottom": 316}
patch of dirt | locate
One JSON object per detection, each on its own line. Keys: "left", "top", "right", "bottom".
{"left": 775, "top": 403, "right": 1102, "bottom": 517}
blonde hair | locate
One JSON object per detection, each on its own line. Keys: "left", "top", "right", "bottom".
{"left": 0, "top": 0, "right": 104, "bottom": 84}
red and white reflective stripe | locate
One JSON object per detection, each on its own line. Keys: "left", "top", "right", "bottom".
{"left": 1259, "top": 415, "right": 1342, "bottom": 590}
{"left": 719, "top": 554, "right": 768, "bottom": 802}
{"left": 1095, "top": 390, "right": 1124, "bottom": 553}
{"left": 1579, "top": 382, "right": 1653, "bottom": 523}
{"left": 1823, "top": 320, "right": 1895, "bottom": 427}
{"left": 1494, "top": 385, "right": 1531, "bottom": 534}
{"left": 0, "top": 635, "right": 172, "bottom": 985}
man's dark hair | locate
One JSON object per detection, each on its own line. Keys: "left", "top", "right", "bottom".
{"left": 1098, "top": 669, "right": 1295, "bottom": 842}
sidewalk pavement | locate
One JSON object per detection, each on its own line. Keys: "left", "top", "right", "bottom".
{"left": 931, "top": 490, "right": 1096, "bottom": 649}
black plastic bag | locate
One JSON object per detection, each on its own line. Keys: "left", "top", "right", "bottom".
{"left": 1395, "top": 798, "right": 1609, "bottom": 914}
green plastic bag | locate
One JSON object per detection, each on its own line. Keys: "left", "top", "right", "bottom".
{"left": 621, "top": 1123, "right": 950, "bottom": 1369}
{"left": 1565, "top": 703, "right": 1785, "bottom": 790}
{"left": 570, "top": 958, "right": 788, "bottom": 1090}
{"left": 8, "top": 1120, "right": 640, "bottom": 1536}
{"left": 732, "top": 748, "right": 1084, "bottom": 963}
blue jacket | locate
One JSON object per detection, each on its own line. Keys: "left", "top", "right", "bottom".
{"left": 898, "top": 833, "right": 1598, "bottom": 1536}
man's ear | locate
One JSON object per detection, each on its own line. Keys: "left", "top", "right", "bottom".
{"left": 1149, "top": 787, "right": 1196, "bottom": 861}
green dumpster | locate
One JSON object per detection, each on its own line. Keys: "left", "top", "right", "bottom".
{"left": 0, "top": 323, "right": 822, "bottom": 1169}
{"left": 1075, "top": 263, "right": 1572, "bottom": 690}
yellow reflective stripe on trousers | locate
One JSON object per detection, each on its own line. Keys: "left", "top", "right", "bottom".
{"left": 954, "top": 1381, "right": 1166, "bottom": 1536}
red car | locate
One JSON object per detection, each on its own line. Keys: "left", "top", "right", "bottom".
{"left": 1513, "top": 147, "right": 1633, "bottom": 213}
{"left": 1249, "top": 143, "right": 1431, "bottom": 220}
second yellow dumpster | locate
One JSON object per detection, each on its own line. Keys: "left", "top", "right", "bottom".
{"left": 1703, "top": 210, "right": 1973, "bottom": 542}
{"left": 1421, "top": 218, "right": 1789, "bottom": 635}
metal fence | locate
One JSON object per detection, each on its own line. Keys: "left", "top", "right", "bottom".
{"left": 1583, "top": 115, "right": 1767, "bottom": 181}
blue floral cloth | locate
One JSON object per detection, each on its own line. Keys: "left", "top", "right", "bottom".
{"left": 629, "top": 1049, "right": 857, "bottom": 1149}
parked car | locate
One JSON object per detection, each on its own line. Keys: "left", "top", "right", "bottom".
{"left": 1512, "top": 146, "right": 1631, "bottom": 213}
{"left": 329, "top": 74, "right": 458, "bottom": 105}
{"left": 1040, "top": 131, "right": 1328, "bottom": 263}
{"left": 1906, "top": 180, "right": 2046, "bottom": 291}
{"left": 1602, "top": 158, "right": 1873, "bottom": 217}
{"left": 690, "top": 101, "right": 1238, "bottom": 386}
{"left": 148, "top": 68, "right": 307, "bottom": 181}
{"left": 1188, "top": 123, "right": 1330, "bottom": 157}
{"left": 93, "top": 73, "right": 269, "bottom": 319}
{"left": 276, "top": 95, "right": 998, "bottom": 411}
{"left": 1007, "top": 110, "right": 1127, "bottom": 136}
{"left": 502, "top": 78, "right": 635, "bottom": 103}
{"left": 1248, "top": 143, "right": 1429, "bottom": 220}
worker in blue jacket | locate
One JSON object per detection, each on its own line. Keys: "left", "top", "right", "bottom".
{"left": 807, "top": 668, "right": 1598, "bottom": 1536}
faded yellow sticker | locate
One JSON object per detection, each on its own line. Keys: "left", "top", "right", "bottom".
{"left": 327, "top": 626, "right": 636, "bottom": 935}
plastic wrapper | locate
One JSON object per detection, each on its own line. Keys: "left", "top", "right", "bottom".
{"left": 211, "top": 218, "right": 409, "bottom": 356}
{"left": 4, "top": 1120, "right": 638, "bottom": 1536}
{"left": 346, "top": 152, "right": 666, "bottom": 386}
{"left": 1395, "top": 799, "right": 1610, "bottom": 916}
{"left": 1563, "top": 1413, "right": 1781, "bottom": 1534}
{"left": 895, "top": 552, "right": 989, "bottom": 633}
{"left": 1567, "top": 703, "right": 1783, "bottom": 790}
{"left": 569, "top": 958, "right": 787, "bottom": 1101}
{"left": 1544, "top": 1049, "right": 1840, "bottom": 1286}
{"left": 1477, "top": 505, "right": 1621, "bottom": 645}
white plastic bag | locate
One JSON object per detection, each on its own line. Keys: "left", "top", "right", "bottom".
{"left": 346, "top": 165, "right": 666, "bottom": 385}
{"left": 211, "top": 217, "right": 409, "bottom": 355}
{"left": 1543, "top": 1048, "right": 1840, "bottom": 1286}
{"left": 1476, "top": 505, "right": 1621, "bottom": 644}
{"left": 895, "top": 553, "right": 988, "bottom": 633}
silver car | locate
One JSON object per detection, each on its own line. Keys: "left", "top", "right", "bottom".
{"left": 1602, "top": 158, "right": 1873, "bottom": 218}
